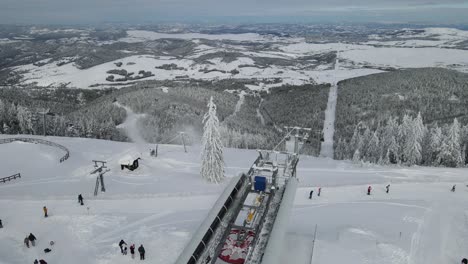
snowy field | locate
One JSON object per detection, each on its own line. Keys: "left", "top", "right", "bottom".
{"left": 1, "top": 135, "right": 468, "bottom": 264}
{"left": 11, "top": 27, "right": 468, "bottom": 89}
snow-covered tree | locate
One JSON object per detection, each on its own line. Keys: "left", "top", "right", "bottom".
{"left": 387, "top": 136, "right": 399, "bottom": 164}
{"left": 367, "top": 132, "right": 380, "bottom": 163}
{"left": 334, "top": 138, "right": 348, "bottom": 160}
{"left": 201, "top": 96, "right": 225, "bottom": 183}
{"left": 17, "top": 106, "right": 32, "bottom": 134}
{"left": 403, "top": 114, "right": 423, "bottom": 165}
{"left": 348, "top": 125, "right": 362, "bottom": 159}
{"left": 352, "top": 149, "right": 361, "bottom": 163}
{"left": 438, "top": 119, "right": 462, "bottom": 167}
{"left": 429, "top": 127, "right": 443, "bottom": 165}
{"left": 381, "top": 117, "right": 398, "bottom": 156}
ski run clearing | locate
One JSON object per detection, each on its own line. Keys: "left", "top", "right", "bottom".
{"left": 1, "top": 135, "right": 468, "bottom": 264}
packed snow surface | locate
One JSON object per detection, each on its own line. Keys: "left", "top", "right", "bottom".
{"left": 1, "top": 135, "right": 468, "bottom": 264}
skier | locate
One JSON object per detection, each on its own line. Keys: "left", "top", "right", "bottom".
{"left": 119, "top": 239, "right": 127, "bottom": 254}
{"left": 138, "top": 244, "right": 145, "bottom": 260}
{"left": 24, "top": 237, "right": 30, "bottom": 248}
{"left": 462, "top": 258, "right": 467, "bottom": 264}
{"left": 386, "top": 184, "right": 390, "bottom": 194}
{"left": 43, "top": 206, "right": 48, "bottom": 218}
{"left": 309, "top": 190, "right": 314, "bottom": 199}
{"left": 34, "top": 260, "right": 38, "bottom": 264}
{"left": 130, "top": 244, "right": 135, "bottom": 259}
{"left": 451, "top": 185, "right": 456, "bottom": 192}
{"left": 123, "top": 246, "right": 128, "bottom": 255}
{"left": 318, "top": 187, "right": 322, "bottom": 197}
{"left": 44, "top": 248, "right": 52, "bottom": 253}
{"left": 367, "top": 186, "right": 372, "bottom": 195}
{"left": 29, "top": 233, "right": 37, "bottom": 247}
{"left": 39, "top": 260, "right": 47, "bottom": 264}
{"left": 0, "top": 219, "right": 3, "bottom": 228}
{"left": 78, "top": 194, "right": 84, "bottom": 205}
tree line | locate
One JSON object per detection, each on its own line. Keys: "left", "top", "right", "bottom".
{"left": 335, "top": 113, "right": 468, "bottom": 167}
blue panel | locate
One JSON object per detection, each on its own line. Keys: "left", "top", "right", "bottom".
{"left": 254, "top": 176, "right": 266, "bottom": 192}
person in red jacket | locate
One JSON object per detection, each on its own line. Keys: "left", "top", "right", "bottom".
{"left": 367, "top": 186, "right": 372, "bottom": 195}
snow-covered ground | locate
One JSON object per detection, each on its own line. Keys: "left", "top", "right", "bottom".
{"left": 1, "top": 135, "right": 468, "bottom": 264}
{"left": 320, "top": 57, "right": 339, "bottom": 158}
{"left": 12, "top": 27, "right": 468, "bottom": 89}
{"left": 0, "top": 135, "right": 257, "bottom": 264}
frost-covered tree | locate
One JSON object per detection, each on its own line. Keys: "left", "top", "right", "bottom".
{"left": 17, "top": 106, "right": 32, "bottom": 134}
{"left": 334, "top": 138, "right": 348, "bottom": 160}
{"left": 403, "top": 114, "right": 423, "bottom": 165}
{"left": 387, "top": 136, "right": 399, "bottom": 164}
{"left": 381, "top": 117, "right": 398, "bottom": 156}
{"left": 352, "top": 149, "right": 361, "bottom": 163}
{"left": 429, "top": 127, "right": 443, "bottom": 165}
{"left": 399, "top": 114, "right": 413, "bottom": 162}
{"left": 367, "top": 132, "right": 380, "bottom": 163}
{"left": 348, "top": 125, "right": 362, "bottom": 159}
{"left": 201, "top": 96, "right": 225, "bottom": 183}
{"left": 438, "top": 119, "right": 462, "bottom": 167}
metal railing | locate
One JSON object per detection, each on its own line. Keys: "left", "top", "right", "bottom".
{"left": 0, "top": 173, "right": 21, "bottom": 183}
{"left": 0, "top": 137, "right": 70, "bottom": 163}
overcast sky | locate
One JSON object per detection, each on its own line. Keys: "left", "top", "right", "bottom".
{"left": 1, "top": 0, "right": 468, "bottom": 24}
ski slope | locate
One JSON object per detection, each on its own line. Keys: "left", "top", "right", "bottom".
{"left": 1, "top": 136, "right": 468, "bottom": 264}
{"left": 320, "top": 56, "right": 340, "bottom": 158}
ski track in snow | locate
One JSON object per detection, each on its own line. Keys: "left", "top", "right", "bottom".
{"left": 320, "top": 56, "right": 340, "bottom": 158}
{"left": 233, "top": 91, "right": 246, "bottom": 117}
{"left": 256, "top": 98, "right": 266, "bottom": 125}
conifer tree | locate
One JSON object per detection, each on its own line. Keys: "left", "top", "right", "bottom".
{"left": 201, "top": 97, "right": 225, "bottom": 183}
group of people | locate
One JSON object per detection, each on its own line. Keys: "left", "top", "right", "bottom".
{"left": 119, "top": 240, "right": 146, "bottom": 260}
{"left": 9, "top": 193, "right": 152, "bottom": 263}
{"left": 367, "top": 184, "right": 391, "bottom": 195}
{"left": 24, "top": 233, "right": 37, "bottom": 248}
{"left": 309, "top": 187, "right": 322, "bottom": 199}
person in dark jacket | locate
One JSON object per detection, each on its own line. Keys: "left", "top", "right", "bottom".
{"left": 24, "top": 237, "right": 30, "bottom": 248}
{"left": 78, "top": 194, "right": 84, "bottom": 205}
{"left": 34, "top": 260, "right": 38, "bottom": 264}
{"left": 39, "top": 260, "right": 47, "bottom": 264}
{"left": 318, "top": 187, "right": 322, "bottom": 197}
{"left": 138, "top": 244, "right": 145, "bottom": 260}
{"left": 0, "top": 219, "right": 3, "bottom": 228}
{"left": 309, "top": 190, "right": 313, "bottom": 199}
{"left": 119, "top": 239, "right": 127, "bottom": 254}
{"left": 386, "top": 184, "right": 390, "bottom": 194}
{"left": 29, "top": 233, "right": 37, "bottom": 246}
{"left": 462, "top": 258, "right": 468, "bottom": 264}
{"left": 43, "top": 206, "right": 48, "bottom": 218}
{"left": 130, "top": 244, "right": 135, "bottom": 259}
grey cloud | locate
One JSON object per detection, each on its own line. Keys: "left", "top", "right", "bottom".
{"left": 0, "top": 0, "right": 467, "bottom": 24}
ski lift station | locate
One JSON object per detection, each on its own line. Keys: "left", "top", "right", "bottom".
{"left": 176, "top": 127, "right": 311, "bottom": 264}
